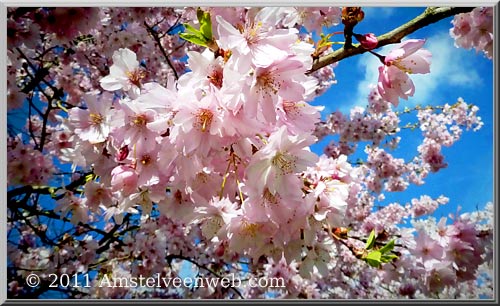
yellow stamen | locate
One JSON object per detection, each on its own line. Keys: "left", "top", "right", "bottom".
{"left": 241, "top": 221, "right": 260, "bottom": 238}
{"left": 195, "top": 108, "right": 214, "bottom": 133}
{"left": 126, "top": 69, "right": 146, "bottom": 87}
{"left": 271, "top": 151, "right": 296, "bottom": 175}
{"left": 133, "top": 114, "right": 147, "bottom": 126}
{"left": 90, "top": 113, "right": 104, "bottom": 125}
{"left": 140, "top": 155, "right": 151, "bottom": 165}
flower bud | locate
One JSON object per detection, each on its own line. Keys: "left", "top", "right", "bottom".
{"left": 116, "top": 145, "right": 129, "bottom": 161}
{"left": 342, "top": 7, "right": 365, "bottom": 25}
{"left": 355, "top": 33, "right": 378, "bottom": 50}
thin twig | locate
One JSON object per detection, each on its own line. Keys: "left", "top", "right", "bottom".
{"left": 144, "top": 21, "right": 179, "bottom": 80}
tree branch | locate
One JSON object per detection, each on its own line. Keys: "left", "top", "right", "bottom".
{"left": 7, "top": 171, "right": 92, "bottom": 200}
{"left": 144, "top": 21, "right": 179, "bottom": 80}
{"left": 308, "top": 7, "right": 475, "bottom": 74}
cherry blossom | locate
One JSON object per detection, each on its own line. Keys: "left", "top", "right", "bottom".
{"left": 246, "top": 126, "right": 318, "bottom": 196}
{"left": 100, "top": 48, "right": 146, "bottom": 98}
{"left": 68, "top": 92, "right": 114, "bottom": 144}
{"left": 377, "top": 39, "right": 432, "bottom": 106}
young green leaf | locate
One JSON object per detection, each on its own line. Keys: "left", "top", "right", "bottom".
{"left": 365, "top": 250, "right": 382, "bottom": 268}
{"left": 378, "top": 239, "right": 395, "bottom": 254}
{"left": 183, "top": 23, "right": 202, "bottom": 35}
{"left": 365, "top": 229, "right": 376, "bottom": 250}
{"left": 197, "top": 9, "right": 213, "bottom": 40}
{"left": 179, "top": 33, "right": 208, "bottom": 47}
{"left": 380, "top": 254, "right": 398, "bottom": 263}
{"left": 196, "top": 8, "right": 205, "bottom": 23}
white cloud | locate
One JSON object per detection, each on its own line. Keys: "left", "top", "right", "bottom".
{"left": 341, "top": 32, "right": 482, "bottom": 112}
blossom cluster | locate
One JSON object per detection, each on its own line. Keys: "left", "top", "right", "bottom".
{"left": 54, "top": 8, "right": 347, "bottom": 267}
{"left": 450, "top": 7, "right": 494, "bottom": 59}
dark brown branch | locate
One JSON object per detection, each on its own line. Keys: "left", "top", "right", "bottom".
{"left": 7, "top": 171, "right": 92, "bottom": 200}
{"left": 308, "top": 7, "right": 475, "bottom": 74}
{"left": 15, "top": 47, "right": 66, "bottom": 151}
{"left": 144, "top": 21, "right": 179, "bottom": 80}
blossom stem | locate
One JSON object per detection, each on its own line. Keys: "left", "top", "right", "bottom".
{"left": 219, "top": 159, "right": 232, "bottom": 200}
{"left": 236, "top": 178, "right": 244, "bottom": 204}
{"left": 368, "top": 50, "right": 386, "bottom": 64}
{"left": 256, "top": 133, "right": 268, "bottom": 145}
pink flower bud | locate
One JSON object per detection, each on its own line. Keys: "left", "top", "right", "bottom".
{"left": 355, "top": 33, "right": 378, "bottom": 50}
{"left": 116, "top": 145, "right": 129, "bottom": 161}
{"left": 215, "top": 242, "right": 226, "bottom": 257}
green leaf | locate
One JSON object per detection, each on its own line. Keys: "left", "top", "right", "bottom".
{"left": 365, "top": 229, "right": 376, "bottom": 250}
{"left": 381, "top": 254, "right": 398, "bottom": 263}
{"left": 197, "top": 9, "right": 213, "bottom": 40}
{"left": 179, "top": 33, "right": 208, "bottom": 47}
{"left": 365, "top": 250, "right": 382, "bottom": 268}
{"left": 196, "top": 8, "right": 205, "bottom": 23}
{"left": 183, "top": 23, "right": 201, "bottom": 35}
{"left": 378, "top": 239, "right": 395, "bottom": 254}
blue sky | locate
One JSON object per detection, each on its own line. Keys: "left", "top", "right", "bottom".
{"left": 310, "top": 7, "right": 494, "bottom": 220}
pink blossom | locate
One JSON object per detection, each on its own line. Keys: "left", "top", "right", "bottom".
{"left": 377, "top": 65, "right": 415, "bottom": 106}
{"left": 276, "top": 98, "right": 323, "bottom": 134}
{"left": 178, "top": 49, "right": 224, "bottom": 90}
{"left": 84, "top": 180, "right": 114, "bottom": 212}
{"left": 100, "top": 48, "right": 145, "bottom": 98}
{"left": 265, "top": 7, "right": 341, "bottom": 33}
{"left": 216, "top": 12, "right": 298, "bottom": 68}
{"left": 412, "top": 231, "right": 444, "bottom": 262}
{"left": 68, "top": 92, "right": 113, "bottom": 144}
{"left": 170, "top": 88, "right": 226, "bottom": 156}
{"left": 384, "top": 39, "right": 432, "bottom": 74}
{"left": 110, "top": 165, "right": 138, "bottom": 196}
{"left": 425, "top": 261, "right": 457, "bottom": 293}
{"left": 240, "top": 55, "right": 311, "bottom": 124}
{"left": 377, "top": 39, "right": 431, "bottom": 106}
{"left": 242, "top": 184, "right": 302, "bottom": 226}
{"left": 157, "top": 189, "right": 196, "bottom": 223}
{"left": 450, "top": 7, "right": 493, "bottom": 59}
{"left": 110, "top": 99, "right": 159, "bottom": 152}
{"left": 193, "top": 197, "right": 240, "bottom": 240}
{"left": 299, "top": 240, "right": 332, "bottom": 278}
{"left": 7, "top": 137, "right": 54, "bottom": 186}
{"left": 132, "top": 144, "right": 161, "bottom": 187}
{"left": 54, "top": 191, "right": 89, "bottom": 225}
{"left": 120, "top": 187, "right": 165, "bottom": 216}
{"left": 246, "top": 126, "right": 318, "bottom": 196}
{"left": 303, "top": 154, "right": 354, "bottom": 227}
{"left": 226, "top": 215, "right": 276, "bottom": 258}
{"left": 418, "top": 139, "right": 447, "bottom": 172}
